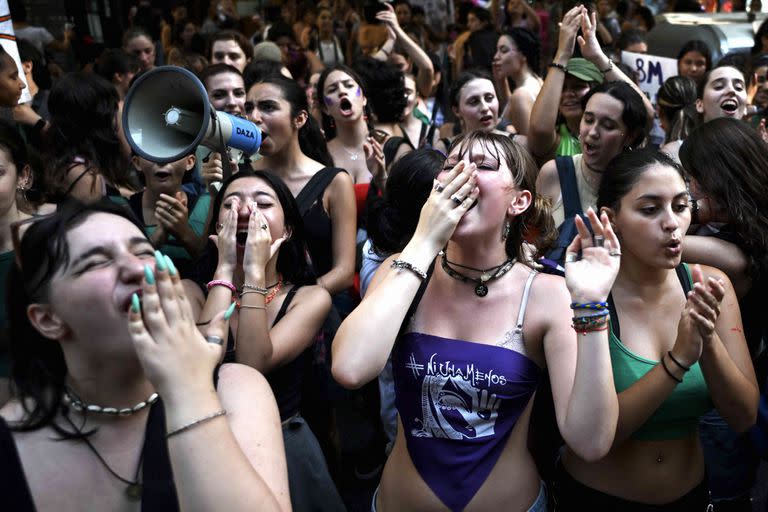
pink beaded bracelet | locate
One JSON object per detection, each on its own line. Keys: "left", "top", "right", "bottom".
{"left": 206, "top": 279, "right": 237, "bottom": 294}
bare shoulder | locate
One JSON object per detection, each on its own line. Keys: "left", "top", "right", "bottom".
{"left": 528, "top": 271, "right": 569, "bottom": 306}
{"left": 217, "top": 363, "right": 274, "bottom": 405}
{"left": 293, "top": 284, "right": 332, "bottom": 309}
{"left": 537, "top": 159, "right": 560, "bottom": 197}
{"left": 696, "top": 264, "right": 733, "bottom": 290}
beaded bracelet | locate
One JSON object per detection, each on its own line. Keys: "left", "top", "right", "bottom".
{"left": 207, "top": 279, "right": 236, "bottom": 294}
{"left": 572, "top": 316, "right": 609, "bottom": 329}
{"left": 570, "top": 301, "right": 608, "bottom": 310}
{"left": 167, "top": 409, "right": 227, "bottom": 438}
{"left": 549, "top": 62, "right": 567, "bottom": 73}
{"left": 572, "top": 310, "right": 610, "bottom": 322}
{"left": 660, "top": 355, "right": 683, "bottom": 384}
{"left": 667, "top": 351, "right": 690, "bottom": 372}
{"left": 242, "top": 283, "right": 269, "bottom": 294}
{"left": 391, "top": 259, "right": 427, "bottom": 281}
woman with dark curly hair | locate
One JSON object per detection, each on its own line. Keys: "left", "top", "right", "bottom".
{"left": 493, "top": 27, "right": 542, "bottom": 135}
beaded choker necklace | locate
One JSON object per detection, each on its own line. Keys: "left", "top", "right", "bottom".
{"left": 439, "top": 250, "right": 516, "bottom": 297}
{"left": 63, "top": 388, "right": 159, "bottom": 416}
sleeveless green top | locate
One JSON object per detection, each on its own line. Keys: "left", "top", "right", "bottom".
{"left": 608, "top": 264, "right": 713, "bottom": 441}
{"left": 556, "top": 123, "right": 581, "bottom": 157}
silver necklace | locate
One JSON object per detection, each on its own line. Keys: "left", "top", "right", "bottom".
{"left": 339, "top": 144, "right": 361, "bottom": 161}
{"left": 63, "top": 388, "right": 159, "bottom": 416}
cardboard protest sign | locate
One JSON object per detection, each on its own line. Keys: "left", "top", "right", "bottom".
{"left": 621, "top": 50, "right": 678, "bottom": 106}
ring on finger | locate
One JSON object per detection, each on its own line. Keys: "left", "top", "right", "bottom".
{"left": 260, "top": 224, "right": 268, "bottom": 230}
{"left": 593, "top": 235, "right": 605, "bottom": 248}
{"left": 166, "top": 206, "right": 173, "bottom": 213}
{"left": 434, "top": 182, "right": 445, "bottom": 192}
{"left": 206, "top": 335, "right": 224, "bottom": 345}
{"left": 609, "top": 250, "right": 621, "bottom": 257}
{"left": 565, "top": 253, "right": 579, "bottom": 263}
{"left": 451, "top": 195, "right": 464, "bottom": 205}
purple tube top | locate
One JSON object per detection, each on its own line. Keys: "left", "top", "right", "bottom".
{"left": 392, "top": 332, "right": 542, "bottom": 511}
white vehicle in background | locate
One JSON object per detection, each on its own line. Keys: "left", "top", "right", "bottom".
{"left": 647, "top": 11, "right": 768, "bottom": 61}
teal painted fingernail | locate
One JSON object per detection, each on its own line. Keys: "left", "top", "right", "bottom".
{"left": 224, "top": 301, "right": 237, "bottom": 320}
{"left": 154, "top": 250, "right": 167, "bottom": 271}
{"left": 131, "top": 293, "right": 140, "bottom": 313}
{"left": 144, "top": 265, "right": 155, "bottom": 285}
{"left": 164, "top": 255, "right": 177, "bottom": 276}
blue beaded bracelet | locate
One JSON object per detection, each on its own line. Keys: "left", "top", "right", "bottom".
{"left": 570, "top": 301, "right": 608, "bottom": 310}
{"left": 572, "top": 310, "right": 610, "bottom": 322}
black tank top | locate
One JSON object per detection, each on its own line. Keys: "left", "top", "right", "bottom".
{"left": 223, "top": 285, "right": 306, "bottom": 421}
{"left": 0, "top": 399, "right": 179, "bottom": 511}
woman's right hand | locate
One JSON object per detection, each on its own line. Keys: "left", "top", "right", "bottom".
{"left": 555, "top": 5, "right": 586, "bottom": 63}
{"left": 128, "top": 252, "right": 232, "bottom": 401}
{"left": 409, "top": 160, "right": 478, "bottom": 253}
{"left": 209, "top": 197, "right": 238, "bottom": 274}
{"left": 202, "top": 152, "right": 236, "bottom": 194}
{"left": 564, "top": 208, "right": 621, "bottom": 303}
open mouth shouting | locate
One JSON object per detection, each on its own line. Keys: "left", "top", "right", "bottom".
{"left": 339, "top": 97, "right": 354, "bottom": 117}
{"left": 720, "top": 98, "right": 740, "bottom": 116}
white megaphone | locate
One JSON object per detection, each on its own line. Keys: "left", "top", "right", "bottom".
{"left": 122, "top": 66, "right": 261, "bottom": 176}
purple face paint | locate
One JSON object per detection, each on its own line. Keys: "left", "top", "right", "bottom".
{"left": 355, "top": 87, "right": 361, "bottom": 97}
{"left": 324, "top": 96, "right": 334, "bottom": 106}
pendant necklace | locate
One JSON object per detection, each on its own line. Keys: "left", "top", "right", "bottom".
{"left": 63, "top": 413, "right": 146, "bottom": 501}
{"left": 341, "top": 145, "right": 360, "bottom": 161}
{"left": 440, "top": 250, "right": 515, "bottom": 297}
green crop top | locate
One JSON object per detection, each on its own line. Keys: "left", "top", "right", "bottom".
{"left": 556, "top": 123, "right": 581, "bottom": 157}
{"left": 608, "top": 264, "right": 713, "bottom": 441}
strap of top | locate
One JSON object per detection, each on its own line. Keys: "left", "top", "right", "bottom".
{"left": 515, "top": 270, "right": 538, "bottom": 329}
{"left": 272, "top": 285, "right": 301, "bottom": 327}
{"left": 296, "top": 168, "right": 344, "bottom": 217}
{"left": 608, "top": 263, "right": 693, "bottom": 339}
{"left": 0, "top": 418, "right": 36, "bottom": 511}
{"left": 397, "top": 259, "right": 437, "bottom": 339}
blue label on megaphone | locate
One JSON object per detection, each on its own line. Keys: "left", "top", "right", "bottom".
{"left": 226, "top": 114, "right": 262, "bottom": 155}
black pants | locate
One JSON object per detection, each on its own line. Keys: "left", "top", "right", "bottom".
{"left": 552, "top": 459, "right": 712, "bottom": 512}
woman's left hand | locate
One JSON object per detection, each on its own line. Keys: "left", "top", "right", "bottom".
{"left": 376, "top": 2, "right": 402, "bottom": 34}
{"left": 128, "top": 252, "right": 232, "bottom": 400}
{"left": 576, "top": 10, "right": 605, "bottom": 66}
{"left": 564, "top": 208, "right": 621, "bottom": 303}
{"left": 687, "top": 265, "right": 726, "bottom": 343}
{"left": 364, "top": 136, "right": 386, "bottom": 184}
{"left": 242, "top": 202, "right": 285, "bottom": 280}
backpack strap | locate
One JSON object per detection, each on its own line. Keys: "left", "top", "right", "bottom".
{"left": 543, "top": 156, "right": 584, "bottom": 269}
{"left": 296, "top": 168, "right": 345, "bottom": 217}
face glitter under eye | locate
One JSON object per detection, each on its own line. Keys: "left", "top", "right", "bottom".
{"left": 356, "top": 87, "right": 361, "bottom": 97}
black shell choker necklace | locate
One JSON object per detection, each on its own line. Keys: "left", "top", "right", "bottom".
{"left": 439, "top": 250, "right": 516, "bottom": 297}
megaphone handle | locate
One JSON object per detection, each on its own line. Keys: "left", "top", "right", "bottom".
{"left": 213, "top": 109, "right": 233, "bottom": 183}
